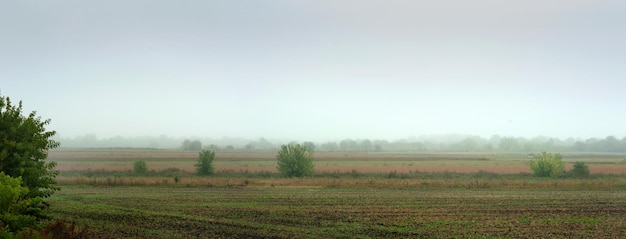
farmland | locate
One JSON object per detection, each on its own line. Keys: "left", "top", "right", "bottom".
{"left": 46, "top": 149, "right": 626, "bottom": 238}
{"left": 49, "top": 186, "right": 626, "bottom": 238}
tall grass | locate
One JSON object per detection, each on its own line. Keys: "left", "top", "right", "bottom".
{"left": 56, "top": 168, "right": 626, "bottom": 189}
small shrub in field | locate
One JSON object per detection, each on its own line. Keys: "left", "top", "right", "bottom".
{"left": 195, "top": 150, "right": 215, "bottom": 176}
{"left": 133, "top": 161, "right": 148, "bottom": 174}
{"left": 569, "top": 162, "right": 590, "bottom": 178}
{"left": 276, "top": 144, "right": 314, "bottom": 177}
{"left": 529, "top": 152, "right": 564, "bottom": 177}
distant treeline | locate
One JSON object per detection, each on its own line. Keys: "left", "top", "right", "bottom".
{"left": 58, "top": 134, "right": 626, "bottom": 153}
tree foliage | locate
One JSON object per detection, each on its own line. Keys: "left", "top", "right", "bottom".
{"left": 195, "top": 150, "right": 215, "bottom": 176}
{"left": 276, "top": 144, "right": 314, "bottom": 177}
{"left": 0, "top": 172, "right": 42, "bottom": 233}
{"left": 0, "top": 95, "right": 59, "bottom": 198}
{"left": 529, "top": 152, "right": 565, "bottom": 177}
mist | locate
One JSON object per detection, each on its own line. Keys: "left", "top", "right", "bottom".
{"left": 2, "top": 1, "right": 626, "bottom": 141}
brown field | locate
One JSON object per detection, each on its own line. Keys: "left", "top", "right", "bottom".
{"left": 49, "top": 150, "right": 626, "bottom": 174}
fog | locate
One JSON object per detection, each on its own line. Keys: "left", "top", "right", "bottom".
{"left": 2, "top": 1, "right": 626, "bottom": 142}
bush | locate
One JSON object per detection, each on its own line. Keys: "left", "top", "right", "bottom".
{"left": 0, "top": 172, "right": 41, "bottom": 233}
{"left": 133, "top": 161, "right": 148, "bottom": 174}
{"left": 569, "top": 162, "right": 590, "bottom": 178}
{"left": 529, "top": 152, "right": 565, "bottom": 177}
{"left": 195, "top": 150, "right": 215, "bottom": 176}
{"left": 276, "top": 144, "right": 314, "bottom": 177}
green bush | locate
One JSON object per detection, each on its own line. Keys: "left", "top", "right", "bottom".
{"left": 529, "top": 152, "right": 565, "bottom": 177}
{"left": 133, "top": 161, "right": 148, "bottom": 174}
{"left": 569, "top": 162, "right": 590, "bottom": 178}
{"left": 0, "top": 172, "right": 41, "bottom": 233}
{"left": 195, "top": 150, "right": 215, "bottom": 176}
{"left": 276, "top": 144, "right": 314, "bottom": 177}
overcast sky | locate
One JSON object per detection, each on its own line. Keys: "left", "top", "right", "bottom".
{"left": 1, "top": 0, "right": 625, "bottom": 141}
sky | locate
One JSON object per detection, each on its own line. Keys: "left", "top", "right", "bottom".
{"left": 1, "top": 0, "right": 625, "bottom": 141}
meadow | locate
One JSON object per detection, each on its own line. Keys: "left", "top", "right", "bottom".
{"left": 46, "top": 149, "right": 626, "bottom": 238}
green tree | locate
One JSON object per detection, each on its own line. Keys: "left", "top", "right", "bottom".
{"left": 529, "top": 152, "right": 565, "bottom": 177}
{"left": 0, "top": 95, "right": 59, "bottom": 203}
{"left": 133, "top": 160, "right": 148, "bottom": 174}
{"left": 195, "top": 150, "right": 215, "bottom": 176}
{"left": 569, "top": 162, "right": 590, "bottom": 178}
{"left": 276, "top": 144, "right": 314, "bottom": 177}
{"left": 0, "top": 172, "right": 42, "bottom": 232}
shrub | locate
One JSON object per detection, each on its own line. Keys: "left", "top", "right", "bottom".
{"left": 195, "top": 150, "right": 215, "bottom": 176}
{"left": 569, "top": 162, "right": 590, "bottom": 178}
{"left": 0, "top": 172, "right": 41, "bottom": 233}
{"left": 529, "top": 152, "right": 565, "bottom": 177}
{"left": 133, "top": 161, "right": 148, "bottom": 174}
{"left": 276, "top": 144, "right": 314, "bottom": 177}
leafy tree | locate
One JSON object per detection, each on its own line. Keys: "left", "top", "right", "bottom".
{"left": 0, "top": 172, "right": 42, "bottom": 232}
{"left": 195, "top": 150, "right": 215, "bottom": 176}
{"left": 529, "top": 152, "right": 565, "bottom": 177}
{"left": 276, "top": 144, "right": 314, "bottom": 177}
{"left": 569, "top": 162, "right": 590, "bottom": 178}
{"left": 0, "top": 95, "right": 59, "bottom": 201}
{"left": 133, "top": 161, "right": 148, "bottom": 174}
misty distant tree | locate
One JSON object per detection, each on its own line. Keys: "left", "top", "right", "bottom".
{"left": 181, "top": 139, "right": 191, "bottom": 150}
{"left": 205, "top": 144, "right": 220, "bottom": 151}
{"left": 339, "top": 139, "right": 358, "bottom": 151}
{"left": 276, "top": 144, "right": 314, "bottom": 177}
{"left": 190, "top": 140, "right": 202, "bottom": 151}
{"left": 256, "top": 137, "right": 273, "bottom": 150}
{"left": 244, "top": 143, "right": 255, "bottom": 151}
{"left": 320, "top": 142, "right": 338, "bottom": 152}
{"left": 195, "top": 149, "right": 215, "bottom": 176}
{"left": 498, "top": 137, "right": 521, "bottom": 152}
{"left": 360, "top": 139, "right": 373, "bottom": 151}
{"left": 182, "top": 139, "right": 202, "bottom": 151}
{"left": 457, "top": 138, "right": 478, "bottom": 152}
{"left": 302, "top": 141, "right": 316, "bottom": 151}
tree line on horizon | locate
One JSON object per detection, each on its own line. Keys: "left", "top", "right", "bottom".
{"left": 58, "top": 134, "right": 626, "bottom": 153}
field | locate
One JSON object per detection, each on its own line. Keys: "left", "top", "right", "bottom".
{"left": 49, "top": 186, "right": 626, "bottom": 238}
{"left": 50, "top": 150, "right": 626, "bottom": 175}
{"left": 45, "top": 150, "right": 626, "bottom": 238}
